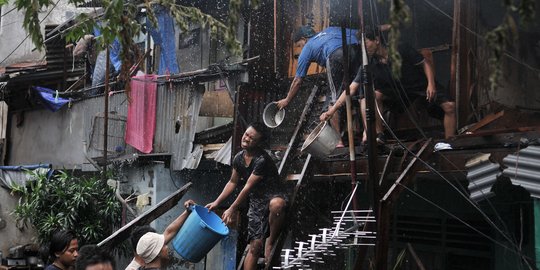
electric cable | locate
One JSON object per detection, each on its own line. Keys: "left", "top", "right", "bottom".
{"left": 0, "top": 6, "right": 16, "bottom": 17}
{"left": 375, "top": 101, "right": 534, "bottom": 268}
{"left": 370, "top": 0, "right": 520, "bottom": 241}
{"left": 396, "top": 181, "right": 535, "bottom": 269}
{"left": 422, "top": 0, "right": 540, "bottom": 73}
{"left": 0, "top": 0, "right": 61, "bottom": 65}
{"left": 168, "top": 165, "right": 182, "bottom": 189}
{"left": 366, "top": 0, "right": 509, "bottom": 212}
{"left": 364, "top": 0, "right": 524, "bottom": 251}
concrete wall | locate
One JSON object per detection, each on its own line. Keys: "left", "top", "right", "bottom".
{"left": 116, "top": 161, "right": 234, "bottom": 270}
{"left": 9, "top": 104, "right": 86, "bottom": 167}
{"left": 0, "top": 187, "right": 37, "bottom": 258}
{"left": 476, "top": 0, "right": 540, "bottom": 111}
{"left": 0, "top": 2, "right": 93, "bottom": 66}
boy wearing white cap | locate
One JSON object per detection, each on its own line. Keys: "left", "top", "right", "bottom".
{"left": 136, "top": 232, "right": 167, "bottom": 270}
{"left": 126, "top": 200, "right": 195, "bottom": 270}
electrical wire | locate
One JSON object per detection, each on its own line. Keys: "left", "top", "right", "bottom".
{"left": 0, "top": 6, "right": 17, "bottom": 17}
{"left": 0, "top": 0, "right": 61, "bottom": 65}
{"left": 375, "top": 102, "right": 534, "bottom": 269}
{"left": 421, "top": 0, "right": 540, "bottom": 73}
{"left": 367, "top": 0, "right": 514, "bottom": 233}
{"left": 407, "top": 0, "right": 520, "bottom": 238}
{"left": 360, "top": 0, "right": 531, "bottom": 260}
{"left": 396, "top": 181, "right": 534, "bottom": 269}
{"left": 168, "top": 166, "right": 181, "bottom": 189}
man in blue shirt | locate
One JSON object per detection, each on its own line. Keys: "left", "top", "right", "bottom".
{"left": 275, "top": 26, "right": 360, "bottom": 148}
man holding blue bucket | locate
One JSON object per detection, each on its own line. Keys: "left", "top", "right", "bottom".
{"left": 206, "top": 122, "right": 288, "bottom": 270}
{"left": 126, "top": 200, "right": 195, "bottom": 270}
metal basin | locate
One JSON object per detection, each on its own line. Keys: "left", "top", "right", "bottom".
{"left": 301, "top": 121, "right": 340, "bottom": 158}
{"left": 263, "top": 102, "right": 285, "bottom": 128}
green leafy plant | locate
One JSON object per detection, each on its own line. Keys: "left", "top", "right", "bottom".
{"left": 485, "top": 0, "right": 535, "bottom": 90}
{"left": 10, "top": 169, "right": 122, "bottom": 246}
{"left": 1, "top": 0, "right": 257, "bottom": 59}
{"left": 0, "top": 0, "right": 259, "bottom": 97}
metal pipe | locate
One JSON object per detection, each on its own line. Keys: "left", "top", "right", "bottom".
{"left": 450, "top": 0, "right": 461, "bottom": 128}
{"left": 356, "top": 0, "right": 380, "bottom": 269}
{"left": 274, "top": 0, "right": 277, "bottom": 73}
{"left": 340, "top": 24, "right": 358, "bottom": 214}
{"left": 102, "top": 46, "right": 110, "bottom": 180}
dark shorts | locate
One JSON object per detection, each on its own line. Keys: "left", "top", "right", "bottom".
{"left": 324, "top": 46, "right": 362, "bottom": 111}
{"left": 379, "top": 82, "right": 453, "bottom": 105}
{"left": 377, "top": 84, "right": 453, "bottom": 119}
{"left": 247, "top": 193, "right": 288, "bottom": 241}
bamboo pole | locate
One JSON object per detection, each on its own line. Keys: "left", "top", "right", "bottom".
{"left": 340, "top": 25, "right": 358, "bottom": 212}
{"left": 102, "top": 46, "right": 110, "bottom": 180}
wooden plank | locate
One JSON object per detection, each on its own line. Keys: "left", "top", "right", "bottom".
{"left": 406, "top": 243, "right": 426, "bottom": 270}
{"left": 285, "top": 174, "right": 303, "bottom": 181}
{"left": 278, "top": 85, "right": 318, "bottom": 177}
{"left": 199, "top": 90, "right": 234, "bottom": 117}
{"left": 381, "top": 139, "right": 433, "bottom": 203}
{"left": 375, "top": 139, "right": 433, "bottom": 270}
{"left": 465, "top": 110, "right": 504, "bottom": 133}
{"left": 203, "top": 143, "right": 226, "bottom": 151}
{"left": 456, "top": 126, "right": 538, "bottom": 138}
{"left": 266, "top": 154, "right": 313, "bottom": 270}
{"left": 97, "top": 182, "right": 192, "bottom": 249}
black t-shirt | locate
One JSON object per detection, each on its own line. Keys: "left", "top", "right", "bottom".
{"left": 371, "top": 43, "right": 427, "bottom": 94}
{"left": 232, "top": 149, "right": 283, "bottom": 200}
{"left": 44, "top": 265, "right": 63, "bottom": 270}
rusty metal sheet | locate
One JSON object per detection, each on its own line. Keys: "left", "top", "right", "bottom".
{"left": 97, "top": 182, "right": 192, "bottom": 249}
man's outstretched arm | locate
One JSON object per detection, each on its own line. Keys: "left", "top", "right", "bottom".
{"left": 163, "top": 199, "right": 196, "bottom": 244}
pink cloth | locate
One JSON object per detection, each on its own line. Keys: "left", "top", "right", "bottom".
{"left": 125, "top": 74, "right": 157, "bottom": 153}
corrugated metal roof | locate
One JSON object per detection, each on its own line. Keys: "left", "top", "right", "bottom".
{"left": 154, "top": 83, "right": 205, "bottom": 171}
{"left": 183, "top": 144, "right": 203, "bottom": 169}
{"left": 502, "top": 145, "right": 540, "bottom": 198}
{"left": 43, "top": 25, "right": 85, "bottom": 85}
{"left": 206, "top": 137, "right": 232, "bottom": 165}
{"left": 466, "top": 154, "right": 500, "bottom": 202}
{"left": 78, "top": 81, "right": 204, "bottom": 171}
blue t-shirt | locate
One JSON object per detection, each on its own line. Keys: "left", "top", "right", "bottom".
{"left": 295, "top": 27, "right": 359, "bottom": 78}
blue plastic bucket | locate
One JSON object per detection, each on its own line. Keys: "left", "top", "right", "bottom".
{"left": 172, "top": 205, "right": 229, "bottom": 262}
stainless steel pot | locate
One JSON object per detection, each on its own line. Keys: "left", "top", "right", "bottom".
{"left": 263, "top": 102, "right": 285, "bottom": 128}
{"left": 27, "top": 256, "right": 38, "bottom": 265}
{"left": 301, "top": 121, "right": 339, "bottom": 158}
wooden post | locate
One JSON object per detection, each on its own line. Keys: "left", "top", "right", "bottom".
{"left": 341, "top": 24, "right": 358, "bottom": 213}
{"left": 102, "top": 46, "right": 110, "bottom": 180}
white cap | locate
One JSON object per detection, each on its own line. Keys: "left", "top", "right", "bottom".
{"left": 136, "top": 232, "right": 165, "bottom": 264}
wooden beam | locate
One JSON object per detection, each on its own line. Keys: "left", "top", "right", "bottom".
{"left": 278, "top": 85, "right": 318, "bottom": 177}
{"left": 375, "top": 139, "right": 433, "bottom": 270}
{"left": 97, "top": 182, "right": 192, "bottom": 249}
{"left": 406, "top": 243, "right": 426, "bottom": 270}
{"left": 266, "top": 154, "right": 313, "bottom": 270}
{"left": 381, "top": 139, "right": 433, "bottom": 203}
{"left": 455, "top": 126, "right": 539, "bottom": 139}
{"left": 464, "top": 110, "right": 504, "bottom": 133}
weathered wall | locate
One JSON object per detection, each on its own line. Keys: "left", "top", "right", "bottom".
{"left": 0, "top": 1, "right": 93, "bottom": 66}
{"left": 8, "top": 83, "right": 204, "bottom": 170}
{"left": 116, "top": 161, "right": 233, "bottom": 270}
{"left": 475, "top": 0, "right": 540, "bottom": 113}
{"left": 0, "top": 187, "right": 37, "bottom": 258}
{"left": 9, "top": 100, "right": 87, "bottom": 167}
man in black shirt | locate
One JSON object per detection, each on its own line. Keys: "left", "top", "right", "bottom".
{"left": 206, "top": 122, "right": 287, "bottom": 270}
{"left": 321, "top": 28, "right": 456, "bottom": 143}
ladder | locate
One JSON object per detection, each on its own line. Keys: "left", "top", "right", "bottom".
{"left": 236, "top": 84, "right": 320, "bottom": 270}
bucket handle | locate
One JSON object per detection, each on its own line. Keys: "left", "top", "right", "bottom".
{"left": 307, "top": 121, "right": 320, "bottom": 131}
